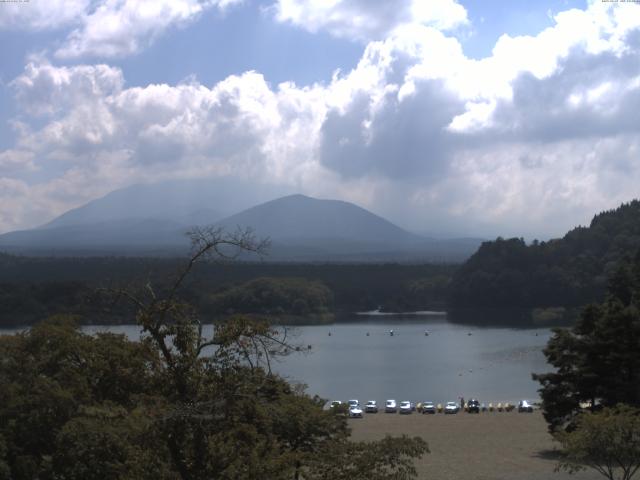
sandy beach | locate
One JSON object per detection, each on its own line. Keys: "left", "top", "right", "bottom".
{"left": 348, "top": 410, "right": 601, "bottom": 480}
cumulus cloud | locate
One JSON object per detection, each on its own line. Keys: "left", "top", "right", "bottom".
{"left": 11, "top": 61, "right": 124, "bottom": 116}
{"left": 55, "top": 0, "right": 242, "bottom": 59}
{"left": 0, "top": 0, "right": 89, "bottom": 31}
{"left": 2, "top": 1, "right": 640, "bottom": 238}
{"left": 0, "top": 0, "right": 242, "bottom": 58}
{"left": 273, "top": 0, "right": 468, "bottom": 41}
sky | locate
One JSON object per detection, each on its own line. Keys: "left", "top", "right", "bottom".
{"left": 0, "top": 0, "right": 639, "bottom": 239}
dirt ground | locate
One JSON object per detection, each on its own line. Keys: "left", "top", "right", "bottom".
{"left": 348, "top": 410, "right": 602, "bottom": 480}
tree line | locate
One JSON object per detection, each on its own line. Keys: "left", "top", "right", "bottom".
{"left": 449, "top": 200, "right": 640, "bottom": 310}
{"left": 0, "top": 256, "right": 454, "bottom": 327}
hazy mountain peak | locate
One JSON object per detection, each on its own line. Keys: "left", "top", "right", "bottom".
{"left": 42, "top": 177, "right": 296, "bottom": 229}
{"left": 216, "top": 193, "right": 421, "bottom": 245}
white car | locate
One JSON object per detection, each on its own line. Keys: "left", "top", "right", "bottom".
{"left": 349, "top": 405, "right": 363, "bottom": 418}
{"left": 385, "top": 399, "right": 397, "bottom": 413}
{"left": 365, "top": 400, "right": 378, "bottom": 413}
{"left": 399, "top": 401, "right": 413, "bottom": 414}
{"left": 329, "top": 400, "right": 342, "bottom": 409}
{"left": 348, "top": 399, "right": 359, "bottom": 408}
{"left": 444, "top": 401, "right": 460, "bottom": 414}
{"left": 421, "top": 401, "right": 436, "bottom": 414}
{"left": 518, "top": 400, "right": 533, "bottom": 413}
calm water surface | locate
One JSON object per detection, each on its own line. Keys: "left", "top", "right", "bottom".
{"left": 3, "top": 315, "right": 554, "bottom": 405}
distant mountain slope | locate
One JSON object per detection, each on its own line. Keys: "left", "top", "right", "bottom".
{"left": 216, "top": 194, "right": 422, "bottom": 245}
{"left": 0, "top": 218, "right": 187, "bottom": 255}
{"left": 0, "top": 189, "right": 481, "bottom": 261}
{"left": 43, "top": 177, "right": 292, "bottom": 229}
{"left": 449, "top": 200, "right": 640, "bottom": 308}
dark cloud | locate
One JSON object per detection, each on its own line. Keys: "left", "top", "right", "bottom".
{"left": 492, "top": 44, "right": 640, "bottom": 143}
{"left": 319, "top": 78, "right": 466, "bottom": 180}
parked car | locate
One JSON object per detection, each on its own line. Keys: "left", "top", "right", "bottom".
{"left": 444, "top": 401, "right": 459, "bottom": 414}
{"left": 421, "top": 401, "right": 436, "bottom": 414}
{"left": 399, "top": 401, "right": 413, "bottom": 414}
{"left": 385, "top": 399, "right": 397, "bottom": 413}
{"left": 365, "top": 400, "right": 378, "bottom": 413}
{"left": 349, "top": 405, "right": 363, "bottom": 418}
{"left": 467, "top": 398, "right": 480, "bottom": 413}
{"left": 348, "top": 399, "right": 359, "bottom": 408}
{"left": 518, "top": 400, "right": 533, "bottom": 412}
{"left": 329, "top": 400, "right": 342, "bottom": 409}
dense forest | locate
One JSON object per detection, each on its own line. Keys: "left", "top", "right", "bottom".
{"left": 205, "top": 277, "right": 335, "bottom": 324}
{"left": 449, "top": 200, "right": 640, "bottom": 311}
{"left": 0, "top": 255, "right": 454, "bottom": 327}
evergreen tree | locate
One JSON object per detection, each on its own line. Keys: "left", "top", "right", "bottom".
{"left": 534, "top": 253, "right": 640, "bottom": 432}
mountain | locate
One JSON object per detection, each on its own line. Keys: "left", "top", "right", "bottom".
{"left": 42, "top": 177, "right": 291, "bottom": 229}
{"left": 217, "top": 194, "right": 421, "bottom": 244}
{"left": 0, "top": 188, "right": 482, "bottom": 261}
{"left": 449, "top": 199, "right": 640, "bottom": 310}
{"left": 213, "top": 194, "right": 482, "bottom": 261}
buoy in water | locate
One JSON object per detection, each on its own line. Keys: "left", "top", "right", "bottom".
{"left": 328, "top": 332, "right": 332, "bottom": 336}
{"left": 424, "top": 330, "right": 429, "bottom": 336}
{"left": 389, "top": 330, "right": 394, "bottom": 336}
{"left": 366, "top": 332, "right": 370, "bottom": 336}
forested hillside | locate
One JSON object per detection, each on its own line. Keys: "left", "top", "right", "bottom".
{"left": 0, "top": 256, "right": 453, "bottom": 327}
{"left": 449, "top": 200, "right": 640, "bottom": 309}
{"left": 205, "top": 277, "right": 335, "bottom": 324}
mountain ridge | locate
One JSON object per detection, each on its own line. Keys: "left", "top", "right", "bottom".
{"left": 0, "top": 186, "right": 482, "bottom": 261}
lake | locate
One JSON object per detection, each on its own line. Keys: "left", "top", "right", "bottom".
{"left": 2, "top": 314, "right": 554, "bottom": 405}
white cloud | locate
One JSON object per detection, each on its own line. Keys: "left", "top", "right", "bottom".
{"left": 2, "top": 2, "right": 640, "bottom": 238}
{"left": 56, "top": 0, "right": 238, "bottom": 59}
{"left": 11, "top": 60, "right": 124, "bottom": 116}
{"left": 0, "top": 0, "right": 89, "bottom": 31}
{"left": 273, "top": 0, "right": 468, "bottom": 42}
{"left": 0, "top": 150, "right": 36, "bottom": 176}
{"left": 0, "top": 0, "right": 242, "bottom": 58}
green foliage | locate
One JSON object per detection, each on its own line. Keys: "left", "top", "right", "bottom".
{"left": 0, "top": 230, "right": 429, "bottom": 479}
{"left": 555, "top": 405, "right": 640, "bottom": 480}
{"left": 534, "top": 253, "right": 640, "bottom": 432}
{"left": 0, "top": 316, "right": 161, "bottom": 479}
{"left": 53, "top": 405, "right": 172, "bottom": 480}
{"left": 0, "top": 434, "right": 9, "bottom": 480}
{"left": 207, "top": 276, "right": 334, "bottom": 316}
{"left": 0, "top": 258, "right": 454, "bottom": 327}
{"left": 450, "top": 200, "right": 640, "bottom": 309}
{"left": 306, "top": 435, "right": 429, "bottom": 480}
